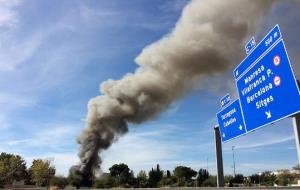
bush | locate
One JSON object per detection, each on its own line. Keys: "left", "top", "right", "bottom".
{"left": 202, "top": 176, "right": 217, "bottom": 187}
{"left": 50, "top": 176, "right": 69, "bottom": 188}
{"left": 93, "top": 175, "right": 116, "bottom": 188}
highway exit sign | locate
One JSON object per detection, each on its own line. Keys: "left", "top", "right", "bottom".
{"left": 217, "top": 24, "right": 300, "bottom": 142}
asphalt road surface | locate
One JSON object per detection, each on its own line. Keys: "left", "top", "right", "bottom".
{"left": 76, "top": 187, "right": 300, "bottom": 190}
{"left": 5, "top": 187, "right": 300, "bottom": 190}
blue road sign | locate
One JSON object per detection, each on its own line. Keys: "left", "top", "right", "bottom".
{"left": 216, "top": 24, "right": 300, "bottom": 142}
{"left": 235, "top": 25, "right": 281, "bottom": 79}
{"left": 245, "top": 37, "right": 256, "bottom": 54}
{"left": 220, "top": 94, "right": 231, "bottom": 108}
{"left": 236, "top": 39, "right": 300, "bottom": 132}
{"left": 217, "top": 99, "right": 246, "bottom": 142}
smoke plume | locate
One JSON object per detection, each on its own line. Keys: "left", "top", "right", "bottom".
{"left": 77, "top": 0, "right": 274, "bottom": 178}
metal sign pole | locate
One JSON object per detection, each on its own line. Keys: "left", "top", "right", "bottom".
{"left": 293, "top": 113, "right": 300, "bottom": 168}
{"left": 214, "top": 125, "right": 224, "bottom": 187}
{"left": 293, "top": 80, "right": 300, "bottom": 167}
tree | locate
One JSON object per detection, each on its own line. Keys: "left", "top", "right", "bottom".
{"left": 68, "top": 172, "right": 82, "bottom": 188}
{"left": 292, "top": 164, "right": 300, "bottom": 171}
{"left": 0, "top": 152, "right": 27, "bottom": 187}
{"left": 136, "top": 170, "right": 147, "bottom": 188}
{"left": 259, "top": 171, "right": 276, "bottom": 186}
{"left": 160, "top": 175, "right": 177, "bottom": 187}
{"left": 174, "top": 166, "right": 197, "bottom": 186}
{"left": 160, "top": 170, "right": 177, "bottom": 187}
{"left": 29, "top": 159, "right": 55, "bottom": 186}
{"left": 275, "top": 171, "right": 295, "bottom": 186}
{"left": 249, "top": 174, "right": 259, "bottom": 185}
{"left": 24, "top": 169, "right": 34, "bottom": 185}
{"left": 166, "top": 170, "right": 171, "bottom": 178}
{"left": 197, "top": 168, "right": 209, "bottom": 186}
{"left": 109, "top": 163, "right": 133, "bottom": 187}
{"left": 148, "top": 164, "right": 163, "bottom": 187}
{"left": 93, "top": 179, "right": 105, "bottom": 189}
{"left": 275, "top": 173, "right": 289, "bottom": 186}
{"left": 94, "top": 173, "right": 116, "bottom": 188}
{"left": 202, "top": 175, "right": 217, "bottom": 187}
{"left": 50, "top": 176, "right": 69, "bottom": 188}
{"left": 231, "top": 174, "right": 244, "bottom": 184}
{"left": 127, "top": 170, "right": 136, "bottom": 187}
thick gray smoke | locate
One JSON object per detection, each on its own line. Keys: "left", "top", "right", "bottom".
{"left": 77, "top": 0, "right": 274, "bottom": 176}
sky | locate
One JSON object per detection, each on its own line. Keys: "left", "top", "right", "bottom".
{"left": 0, "top": 0, "right": 299, "bottom": 176}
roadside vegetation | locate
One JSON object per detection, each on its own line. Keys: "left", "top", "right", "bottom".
{"left": 0, "top": 152, "right": 299, "bottom": 188}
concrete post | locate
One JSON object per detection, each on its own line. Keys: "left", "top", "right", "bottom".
{"left": 214, "top": 125, "right": 224, "bottom": 187}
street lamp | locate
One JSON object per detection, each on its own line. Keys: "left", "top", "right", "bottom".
{"left": 232, "top": 146, "right": 236, "bottom": 177}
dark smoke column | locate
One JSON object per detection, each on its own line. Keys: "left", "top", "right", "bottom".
{"left": 76, "top": 0, "right": 274, "bottom": 179}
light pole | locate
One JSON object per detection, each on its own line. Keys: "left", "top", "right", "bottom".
{"left": 232, "top": 146, "right": 236, "bottom": 177}
{"left": 206, "top": 157, "right": 209, "bottom": 172}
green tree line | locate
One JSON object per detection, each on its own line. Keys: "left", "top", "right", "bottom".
{"left": 90, "top": 164, "right": 214, "bottom": 188}
{"left": 0, "top": 152, "right": 55, "bottom": 188}
{"left": 1, "top": 152, "right": 299, "bottom": 188}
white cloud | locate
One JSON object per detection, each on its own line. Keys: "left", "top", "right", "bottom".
{"left": 222, "top": 117, "right": 295, "bottom": 151}
{"left": 0, "top": 32, "right": 43, "bottom": 71}
{"left": 0, "top": 0, "right": 43, "bottom": 72}
{"left": 232, "top": 135, "right": 294, "bottom": 151}
{"left": 239, "top": 162, "right": 293, "bottom": 173}
{"left": 3, "top": 122, "right": 81, "bottom": 151}
{"left": 79, "top": 5, "right": 119, "bottom": 20}
{"left": 101, "top": 125, "right": 182, "bottom": 172}
{"left": 0, "top": 92, "right": 38, "bottom": 131}
{"left": 24, "top": 152, "right": 79, "bottom": 176}
{"left": 0, "top": 120, "right": 82, "bottom": 176}
{"left": 0, "top": 145, "right": 78, "bottom": 176}
{"left": 0, "top": 1, "right": 45, "bottom": 72}
{"left": 164, "top": 102, "right": 181, "bottom": 116}
{"left": 101, "top": 123, "right": 214, "bottom": 174}
{"left": 0, "top": 115, "right": 12, "bottom": 130}
{"left": 0, "top": 0, "right": 20, "bottom": 28}
{"left": 102, "top": 136, "right": 175, "bottom": 171}
{"left": 0, "top": 92, "right": 36, "bottom": 108}
{"left": 0, "top": 122, "right": 82, "bottom": 176}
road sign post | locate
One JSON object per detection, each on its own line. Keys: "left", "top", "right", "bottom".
{"left": 214, "top": 125, "right": 224, "bottom": 187}
{"left": 293, "top": 113, "right": 300, "bottom": 168}
{"left": 293, "top": 81, "right": 300, "bottom": 168}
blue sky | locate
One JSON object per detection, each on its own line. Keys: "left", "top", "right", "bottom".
{"left": 0, "top": 0, "right": 299, "bottom": 176}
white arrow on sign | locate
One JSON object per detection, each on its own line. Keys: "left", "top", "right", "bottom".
{"left": 235, "top": 70, "right": 239, "bottom": 76}
{"left": 265, "top": 111, "right": 272, "bottom": 119}
{"left": 222, "top": 133, "right": 225, "bottom": 138}
{"left": 239, "top": 125, "right": 243, "bottom": 130}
